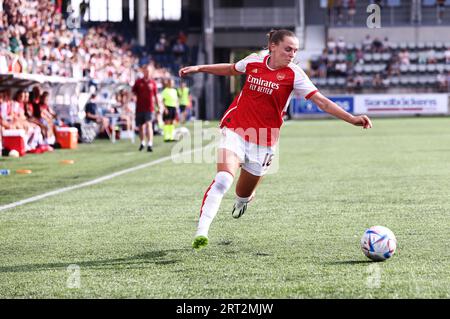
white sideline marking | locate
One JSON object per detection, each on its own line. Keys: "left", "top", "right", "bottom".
{"left": 0, "top": 143, "right": 214, "bottom": 212}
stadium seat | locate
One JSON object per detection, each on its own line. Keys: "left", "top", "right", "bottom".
{"left": 363, "top": 64, "right": 374, "bottom": 74}
{"left": 425, "top": 41, "right": 434, "bottom": 49}
{"left": 374, "top": 64, "right": 386, "bottom": 73}
{"left": 327, "top": 77, "right": 337, "bottom": 86}
{"left": 354, "top": 64, "right": 363, "bottom": 73}
{"left": 445, "top": 64, "right": 450, "bottom": 72}
{"left": 363, "top": 53, "right": 373, "bottom": 62}
{"left": 390, "top": 76, "right": 400, "bottom": 86}
{"left": 346, "top": 43, "right": 355, "bottom": 51}
{"left": 409, "top": 76, "right": 419, "bottom": 86}
{"left": 418, "top": 64, "right": 427, "bottom": 73}
{"left": 337, "top": 53, "right": 346, "bottom": 61}
{"left": 364, "top": 77, "right": 373, "bottom": 89}
{"left": 399, "top": 42, "right": 408, "bottom": 50}
{"left": 382, "top": 53, "right": 392, "bottom": 61}
{"left": 426, "top": 64, "right": 437, "bottom": 73}
{"left": 408, "top": 42, "right": 418, "bottom": 51}
{"left": 400, "top": 77, "right": 409, "bottom": 86}
{"left": 426, "top": 75, "right": 437, "bottom": 85}
{"left": 436, "top": 64, "right": 446, "bottom": 73}
{"left": 373, "top": 53, "right": 382, "bottom": 62}
{"left": 389, "top": 42, "right": 399, "bottom": 51}
{"left": 408, "top": 64, "right": 418, "bottom": 73}
{"left": 418, "top": 76, "right": 428, "bottom": 85}
{"left": 400, "top": 64, "right": 409, "bottom": 73}
{"left": 336, "top": 77, "right": 346, "bottom": 86}
{"left": 409, "top": 52, "right": 418, "bottom": 61}
{"left": 316, "top": 78, "right": 327, "bottom": 86}
{"left": 435, "top": 51, "right": 445, "bottom": 61}
{"left": 435, "top": 42, "right": 444, "bottom": 50}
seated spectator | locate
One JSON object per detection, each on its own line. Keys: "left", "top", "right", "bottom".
{"left": 0, "top": 90, "right": 13, "bottom": 129}
{"left": 398, "top": 49, "right": 410, "bottom": 65}
{"left": 418, "top": 51, "right": 428, "bottom": 64}
{"left": 309, "top": 57, "right": 321, "bottom": 78}
{"left": 372, "top": 73, "right": 383, "bottom": 89}
{"left": 363, "top": 35, "right": 372, "bottom": 51}
{"left": 155, "top": 33, "right": 168, "bottom": 54}
{"left": 0, "top": 89, "right": 44, "bottom": 152}
{"left": 346, "top": 50, "right": 356, "bottom": 66}
{"left": 437, "top": 0, "right": 445, "bottom": 24}
{"left": 177, "top": 31, "right": 187, "bottom": 45}
{"left": 172, "top": 39, "right": 186, "bottom": 64}
{"left": 385, "top": 53, "right": 400, "bottom": 76}
{"left": 382, "top": 37, "right": 390, "bottom": 53}
{"left": 445, "top": 47, "right": 450, "bottom": 64}
{"left": 346, "top": 75, "right": 356, "bottom": 93}
{"left": 372, "top": 37, "right": 383, "bottom": 53}
{"left": 355, "top": 48, "right": 364, "bottom": 63}
{"left": 16, "top": 90, "right": 47, "bottom": 150}
{"left": 84, "top": 94, "right": 110, "bottom": 136}
{"left": 38, "top": 91, "right": 56, "bottom": 145}
{"left": 335, "top": 61, "right": 348, "bottom": 76}
{"left": 347, "top": 0, "right": 356, "bottom": 26}
{"left": 437, "top": 71, "right": 448, "bottom": 92}
{"left": 327, "top": 37, "right": 337, "bottom": 54}
{"left": 334, "top": 0, "right": 344, "bottom": 25}
{"left": 354, "top": 74, "right": 364, "bottom": 91}
{"left": 116, "top": 90, "right": 134, "bottom": 133}
{"left": 337, "top": 37, "right": 346, "bottom": 53}
{"left": 374, "top": 0, "right": 384, "bottom": 9}
{"left": 427, "top": 49, "right": 437, "bottom": 64}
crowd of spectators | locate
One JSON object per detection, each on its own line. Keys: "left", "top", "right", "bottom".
{"left": 0, "top": 0, "right": 194, "bottom": 153}
{"left": 308, "top": 34, "right": 450, "bottom": 92}
{"left": 0, "top": 0, "right": 140, "bottom": 83}
{"left": 0, "top": 85, "right": 57, "bottom": 154}
{"left": 326, "top": 0, "right": 450, "bottom": 26}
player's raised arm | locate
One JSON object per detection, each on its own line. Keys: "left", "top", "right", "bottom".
{"left": 179, "top": 64, "right": 242, "bottom": 77}
{"left": 309, "top": 92, "right": 373, "bottom": 129}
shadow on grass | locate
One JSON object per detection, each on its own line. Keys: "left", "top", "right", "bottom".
{"left": 0, "top": 249, "right": 190, "bottom": 273}
{"left": 325, "top": 260, "right": 374, "bottom": 265}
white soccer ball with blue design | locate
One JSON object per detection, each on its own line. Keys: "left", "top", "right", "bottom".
{"left": 360, "top": 226, "right": 397, "bottom": 261}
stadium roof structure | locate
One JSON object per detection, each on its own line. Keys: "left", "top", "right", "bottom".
{"left": 0, "top": 73, "right": 78, "bottom": 90}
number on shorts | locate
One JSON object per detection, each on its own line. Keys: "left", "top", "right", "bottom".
{"left": 262, "top": 153, "right": 274, "bottom": 167}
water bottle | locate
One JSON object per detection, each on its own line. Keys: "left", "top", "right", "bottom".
{"left": 0, "top": 169, "right": 10, "bottom": 176}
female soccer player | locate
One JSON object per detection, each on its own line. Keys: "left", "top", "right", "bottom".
{"left": 179, "top": 29, "right": 372, "bottom": 250}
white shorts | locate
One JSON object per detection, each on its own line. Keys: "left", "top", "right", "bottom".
{"left": 218, "top": 127, "right": 276, "bottom": 177}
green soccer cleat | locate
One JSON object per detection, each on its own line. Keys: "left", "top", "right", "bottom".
{"left": 192, "top": 236, "right": 208, "bottom": 250}
{"left": 231, "top": 202, "right": 248, "bottom": 219}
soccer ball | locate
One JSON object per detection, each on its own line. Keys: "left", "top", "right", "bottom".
{"left": 8, "top": 149, "right": 20, "bottom": 158}
{"left": 174, "top": 127, "right": 190, "bottom": 141}
{"left": 360, "top": 226, "right": 397, "bottom": 261}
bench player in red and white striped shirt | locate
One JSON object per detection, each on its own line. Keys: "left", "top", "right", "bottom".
{"left": 180, "top": 29, "right": 372, "bottom": 250}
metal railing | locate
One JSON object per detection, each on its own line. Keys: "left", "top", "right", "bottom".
{"left": 214, "top": 8, "right": 296, "bottom": 28}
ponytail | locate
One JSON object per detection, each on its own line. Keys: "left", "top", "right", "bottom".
{"left": 266, "top": 29, "right": 296, "bottom": 53}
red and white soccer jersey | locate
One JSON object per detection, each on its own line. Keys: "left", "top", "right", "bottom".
{"left": 220, "top": 53, "right": 318, "bottom": 146}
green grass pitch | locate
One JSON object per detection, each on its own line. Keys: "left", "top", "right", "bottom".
{"left": 0, "top": 118, "right": 449, "bottom": 298}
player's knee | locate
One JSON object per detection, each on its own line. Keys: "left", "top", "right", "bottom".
{"left": 213, "top": 171, "right": 234, "bottom": 194}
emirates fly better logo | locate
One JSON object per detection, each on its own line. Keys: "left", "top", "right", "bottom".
{"left": 247, "top": 74, "right": 280, "bottom": 95}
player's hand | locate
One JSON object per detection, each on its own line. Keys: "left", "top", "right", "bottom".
{"left": 179, "top": 66, "right": 199, "bottom": 77}
{"left": 352, "top": 115, "right": 372, "bottom": 129}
